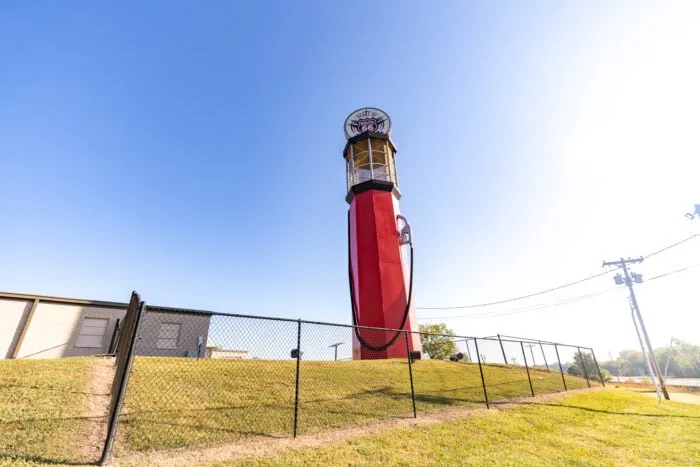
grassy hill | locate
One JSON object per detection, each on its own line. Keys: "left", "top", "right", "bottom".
{"left": 0, "top": 357, "right": 97, "bottom": 464}
{"left": 213, "top": 389, "right": 700, "bottom": 466}
{"left": 0, "top": 356, "right": 592, "bottom": 463}
{"left": 119, "top": 357, "right": 591, "bottom": 453}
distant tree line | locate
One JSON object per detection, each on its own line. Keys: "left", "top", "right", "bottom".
{"left": 567, "top": 351, "right": 611, "bottom": 382}
{"left": 601, "top": 340, "right": 700, "bottom": 378}
{"left": 417, "top": 324, "right": 698, "bottom": 380}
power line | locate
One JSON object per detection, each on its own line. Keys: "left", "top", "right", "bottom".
{"left": 419, "top": 287, "right": 621, "bottom": 320}
{"left": 416, "top": 270, "right": 613, "bottom": 310}
{"left": 416, "top": 234, "right": 698, "bottom": 311}
{"left": 645, "top": 263, "right": 700, "bottom": 282}
{"left": 644, "top": 234, "right": 698, "bottom": 259}
{"left": 419, "top": 262, "right": 700, "bottom": 321}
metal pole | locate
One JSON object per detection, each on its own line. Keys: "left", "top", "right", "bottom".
{"left": 555, "top": 344, "right": 567, "bottom": 391}
{"left": 577, "top": 347, "right": 591, "bottom": 388}
{"left": 621, "top": 259, "right": 670, "bottom": 400}
{"left": 465, "top": 339, "right": 472, "bottom": 362}
{"left": 590, "top": 348, "right": 606, "bottom": 387}
{"left": 539, "top": 341, "right": 550, "bottom": 372}
{"left": 527, "top": 344, "right": 537, "bottom": 368}
{"left": 99, "top": 300, "right": 145, "bottom": 466}
{"left": 474, "top": 339, "right": 489, "bottom": 408}
{"left": 293, "top": 320, "right": 302, "bottom": 437}
{"left": 329, "top": 342, "right": 343, "bottom": 361}
{"left": 405, "top": 331, "right": 417, "bottom": 418}
{"left": 520, "top": 342, "right": 535, "bottom": 397}
{"left": 497, "top": 334, "right": 508, "bottom": 365}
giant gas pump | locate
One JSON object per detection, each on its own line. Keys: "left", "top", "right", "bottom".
{"left": 343, "top": 108, "right": 422, "bottom": 359}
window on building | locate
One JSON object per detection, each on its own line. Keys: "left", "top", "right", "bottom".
{"left": 156, "top": 323, "right": 181, "bottom": 349}
{"left": 75, "top": 317, "right": 109, "bottom": 348}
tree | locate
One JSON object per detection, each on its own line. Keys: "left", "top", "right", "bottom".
{"left": 654, "top": 340, "right": 700, "bottom": 378}
{"left": 567, "top": 351, "right": 611, "bottom": 382}
{"left": 601, "top": 341, "right": 700, "bottom": 378}
{"left": 419, "top": 323, "right": 458, "bottom": 360}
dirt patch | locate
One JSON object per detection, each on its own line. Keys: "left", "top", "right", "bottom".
{"left": 111, "top": 388, "right": 598, "bottom": 466}
{"left": 83, "top": 356, "right": 116, "bottom": 461}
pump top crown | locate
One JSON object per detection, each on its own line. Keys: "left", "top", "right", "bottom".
{"left": 344, "top": 107, "right": 391, "bottom": 139}
{"left": 343, "top": 108, "right": 399, "bottom": 203}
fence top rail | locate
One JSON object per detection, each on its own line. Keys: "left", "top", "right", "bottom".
{"left": 479, "top": 334, "right": 594, "bottom": 351}
{"left": 206, "top": 310, "right": 489, "bottom": 338}
{"left": 497, "top": 336, "right": 594, "bottom": 350}
{"left": 201, "top": 310, "right": 593, "bottom": 350}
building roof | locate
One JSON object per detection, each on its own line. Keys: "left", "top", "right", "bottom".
{"left": 0, "top": 291, "right": 214, "bottom": 316}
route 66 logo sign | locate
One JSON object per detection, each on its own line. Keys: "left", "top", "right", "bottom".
{"left": 344, "top": 108, "right": 391, "bottom": 139}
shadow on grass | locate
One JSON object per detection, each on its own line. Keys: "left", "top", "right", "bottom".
{"left": 123, "top": 379, "right": 515, "bottom": 430}
{"left": 121, "top": 417, "right": 286, "bottom": 439}
{"left": 0, "top": 451, "right": 96, "bottom": 466}
{"left": 0, "top": 414, "right": 107, "bottom": 425}
{"left": 0, "top": 383, "right": 107, "bottom": 397}
{"left": 117, "top": 375, "right": 586, "bottom": 451}
{"left": 0, "top": 415, "right": 106, "bottom": 465}
{"left": 494, "top": 401, "right": 700, "bottom": 419}
{"left": 124, "top": 401, "right": 293, "bottom": 415}
{"left": 121, "top": 384, "right": 479, "bottom": 446}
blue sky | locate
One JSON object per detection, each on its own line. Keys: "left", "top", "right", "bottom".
{"left": 1, "top": 1, "right": 699, "bottom": 357}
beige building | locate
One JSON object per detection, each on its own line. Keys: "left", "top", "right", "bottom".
{"left": 0, "top": 291, "right": 212, "bottom": 359}
{"left": 205, "top": 341, "right": 249, "bottom": 359}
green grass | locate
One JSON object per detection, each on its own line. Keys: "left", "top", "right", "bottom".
{"left": 119, "top": 357, "right": 591, "bottom": 453}
{"left": 213, "top": 389, "right": 700, "bottom": 466}
{"left": 0, "top": 357, "right": 97, "bottom": 465}
{"left": 0, "top": 355, "right": 594, "bottom": 462}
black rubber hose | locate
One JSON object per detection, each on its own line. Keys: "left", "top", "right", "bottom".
{"left": 348, "top": 210, "right": 414, "bottom": 352}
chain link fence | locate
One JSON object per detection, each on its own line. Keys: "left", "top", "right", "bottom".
{"left": 95, "top": 308, "right": 604, "bottom": 459}
{"left": 0, "top": 291, "right": 606, "bottom": 465}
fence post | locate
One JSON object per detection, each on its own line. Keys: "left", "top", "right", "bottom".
{"left": 473, "top": 338, "right": 489, "bottom": 408}
{"left": 577, "top": 347, "right": 591, "bottom": 388}
{"left": 590, "top": 348, "right": 606, "bottom": 387}
{"left": 293, "top": 320, "right": 302, "bottom": 437}
{"left": 99, "top": 299, "right": 145, "bottom": 466}
{"left": 497, "top": 334, "right": 508, "bottom": 365}
{"left": 405, "top": 331, "right": 417, "bottom": 418}
{"left": 554, "top": 344, "right": 567, "bottom": 391}
{"left": 520, "top": 341, "right": 535, "bottom": 397}
{"left": 464, "top": 339, "right": 472, "bottom": 362}
{"left": 539, "top": 341, "right": 550, "bottom": 372}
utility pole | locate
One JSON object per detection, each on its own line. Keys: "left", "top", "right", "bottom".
{"left": 629, "top": 297, "right": 662, "bottom": 399}
{"left": 329, "top": 342, "right": 343, "bottom": 361}
{"left": 603, "top": 257, "right": 670, "bottom": 400}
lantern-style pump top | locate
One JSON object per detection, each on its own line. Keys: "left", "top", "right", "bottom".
{"left": 343, "top": 108, "right": 399, "bottom": 202}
